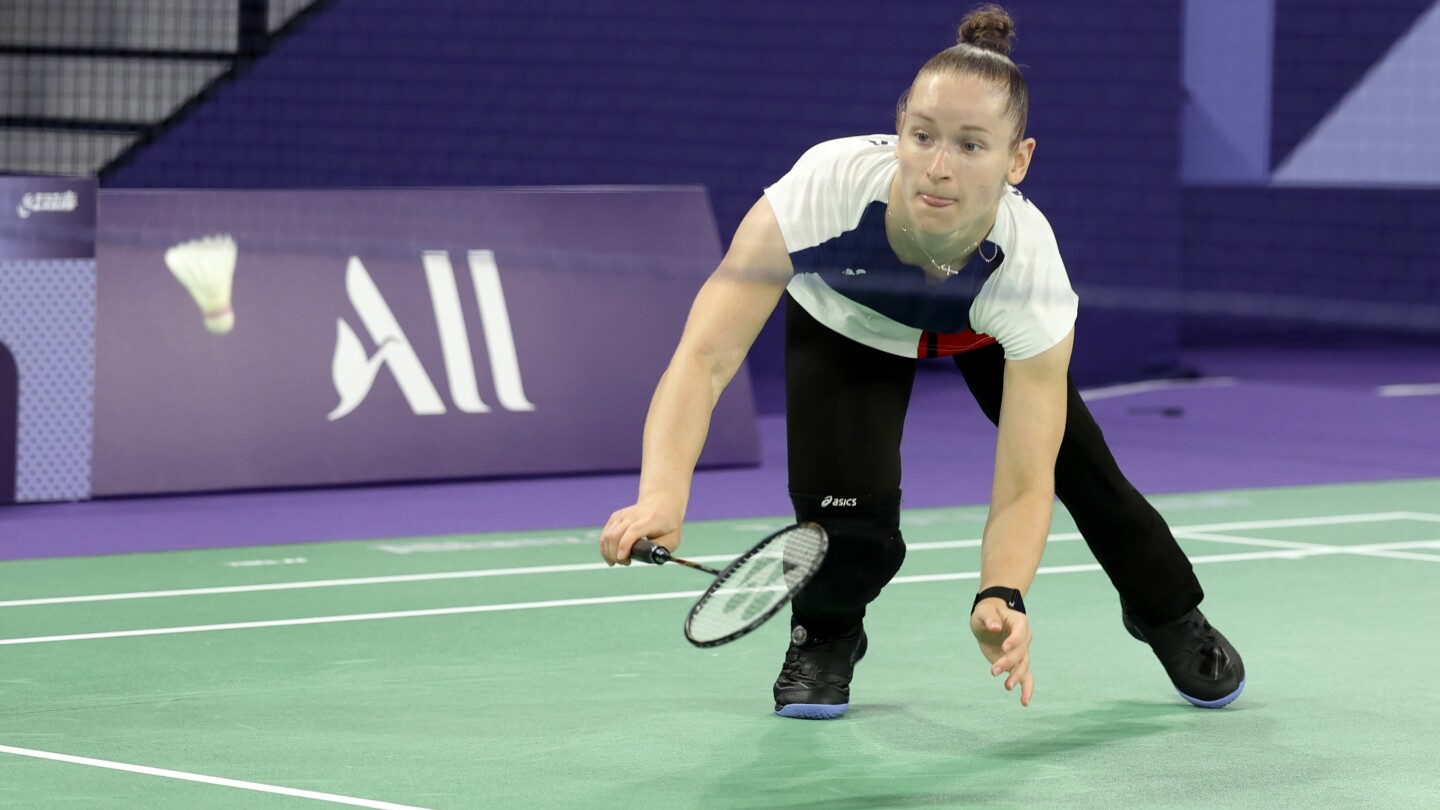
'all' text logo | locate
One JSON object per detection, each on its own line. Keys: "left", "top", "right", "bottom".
{"left": 329, "top": 249, "right": 535, "bottom": 421}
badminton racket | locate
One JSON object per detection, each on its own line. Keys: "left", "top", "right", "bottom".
{"left": 629, "top": 522, "right": 828, "bottom": 648}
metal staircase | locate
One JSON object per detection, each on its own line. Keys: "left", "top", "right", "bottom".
{"left": 0, "top": 0, "right": 322, "bottom": 178}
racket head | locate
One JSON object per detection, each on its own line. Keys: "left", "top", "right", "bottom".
{"left": 683, "top": 521, "right": 828, "bottom": 648}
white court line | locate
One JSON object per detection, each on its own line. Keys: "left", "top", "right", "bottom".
{"left": 0, "top": 744, "right": 434, "bottom": 810}
{"left": 3, "top": 539, "right": 1433, "bottom": 648}
{"left": 1161, "top": 512, "right": 1426, "bottom": 533}
{"left": 0, "top": 590, "right": 703, "bottom": 646}
{"left": 0, "top": 561, "right": 621, "bottom": 608}
{"left": 1378, "top": 384, "right": 1440, "bottom": 397}
{"left": 0, "top": 535, "right": 1085, "bottom": 609}
{"left": 895, "top": 539, "right": 1440, "bottom": 584}
{"left": 5, "top": 512, "right": 1426, "bottom": 609}
{"left": 1175, "top": 531, "right": 1440, "bottom": 563}
{"left": 1079, "top": 377, "right": 1237, "bottom": 401}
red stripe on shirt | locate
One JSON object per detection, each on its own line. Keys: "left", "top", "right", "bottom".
{"left": 916, "top": 329, "right": 997, "bottom": 359}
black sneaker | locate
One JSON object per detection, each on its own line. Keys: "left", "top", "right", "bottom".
{"left": 1122, "top": 605, "right": 1245, "bottom": 708}
{"left": 773, "top": 623, "right": 867, "bottom": 719}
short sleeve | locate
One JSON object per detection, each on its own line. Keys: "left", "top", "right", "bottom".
{"left": 764, "top": 137, "right": 896, "bottom": 253}
{"left": 969, "top": 198, "right": 1078, "bottom": 361}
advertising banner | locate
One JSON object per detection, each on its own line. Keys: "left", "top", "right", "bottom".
{"left": 0, "top": 177, "right": 96, "bottom": 261}
{"left": 0, "top": 177, "right": 98, "bottom": 504}
{"left": 92, "top": 187, "right": 759, "bottom": 495}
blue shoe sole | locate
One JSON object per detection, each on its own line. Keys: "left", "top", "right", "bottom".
{"left": 1179, "top": 678, "right": 1245, "bottom": 709}
{"left": 776, "top": 702, "right": 849, "bottom": 720}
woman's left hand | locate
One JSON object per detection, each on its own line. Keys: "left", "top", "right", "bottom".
{"left": 970, "top": 601, "right": 1034, "bottom": 706}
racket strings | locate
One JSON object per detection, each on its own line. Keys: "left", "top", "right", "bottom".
{"left": 686, "top": 523, "right": 826, "bottom": 645}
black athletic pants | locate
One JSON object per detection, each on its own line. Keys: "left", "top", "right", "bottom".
{"left": 785, "top": 297, "right": 1203, "bottom": 628}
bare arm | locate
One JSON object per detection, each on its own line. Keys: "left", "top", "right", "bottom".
{"left": 980, "top": 329, "right": 1073, "bottom": 591}
{"left": 970, "top": 328, "right": 1074, "bottom": 705}
{"left": 599, "top": 196, "right": 793, "bottom": 565}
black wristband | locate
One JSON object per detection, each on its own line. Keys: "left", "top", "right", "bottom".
{"left": 972, "top": 586, "right": 1026, "bottom": 615}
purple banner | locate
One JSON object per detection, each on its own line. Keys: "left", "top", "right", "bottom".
{"left": 0, "top": 177, "right": 97, "bottom": 260}
{"left": 92, "top": 187, "right": 759, "bottom": 496}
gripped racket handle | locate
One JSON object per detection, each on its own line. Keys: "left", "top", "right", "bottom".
{"left": 629, "top": 538, "right": 673, "bottom": 565}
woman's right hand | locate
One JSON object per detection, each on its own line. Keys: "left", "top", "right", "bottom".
{"left": 597, "top": 197, "right": 789, "bottom": 568}
{"left": 600, "top": 499, "right": 684, "bottom": 566}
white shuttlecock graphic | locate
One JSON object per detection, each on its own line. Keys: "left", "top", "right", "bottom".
{"left": 164, "top": 234, "right": 237, "bottom": 335}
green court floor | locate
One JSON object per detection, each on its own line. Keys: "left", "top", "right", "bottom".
{"left": 3, "top": 478, "right": 1439, "bottom": 809}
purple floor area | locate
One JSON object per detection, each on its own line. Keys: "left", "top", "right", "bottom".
{"left": 2, "top": 345, "right": 1438, "bottom": 561}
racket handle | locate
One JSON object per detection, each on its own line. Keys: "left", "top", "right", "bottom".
{"left": 629, "top": 538, "right": 672, "bottom": 565}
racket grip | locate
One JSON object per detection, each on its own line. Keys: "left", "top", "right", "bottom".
{"left": 629, "top": 538, "right": 672, "bottom": 565}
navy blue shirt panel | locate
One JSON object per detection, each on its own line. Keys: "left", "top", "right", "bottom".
{"left": 788, "top": 201, "right": 1004, "bottom": 334}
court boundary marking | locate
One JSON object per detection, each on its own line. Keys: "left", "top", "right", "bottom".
{"left": 1079, "top": 376, "right": 1237, "bottom": 400}
{"left": 1172, "top": 530, "right": 1440, "bottom": 563}
{"left": 3, "top": 511, "right": 1437, "bottom": 609}
{"left": 0, "top": 590, "right": 704, "bottom": 646}
{"left": 0, "top": 744, "right": 435, "bottom": 810}
{"left": 2, "top": 536, "right": 1436, "bottom": 647}
{"left": 6, "top": 505, "right": 1437, "bottom": 804}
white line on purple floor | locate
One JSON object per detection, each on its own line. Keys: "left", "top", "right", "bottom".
{"left": 1078, "top": 377, "right": 1237, "bottom": 401}
{"left": 1378, "top": 383, "right": 1440, "bottom": 397}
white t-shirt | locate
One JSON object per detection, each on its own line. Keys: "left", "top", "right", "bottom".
{"left": 763, "top": 135, "right": 1078, "bottom": 360}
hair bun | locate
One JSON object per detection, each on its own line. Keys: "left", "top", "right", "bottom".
{"left": 957, "top": 4, "right": 1016, "bottom": 57}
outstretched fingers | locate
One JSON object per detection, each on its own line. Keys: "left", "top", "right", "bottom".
{"left": 983, "top": 612, "right": 1034, "bottom": 706}
{"left": 1004, "top": 658, "right": 1033, "bottom": 701}
{"left": 988, "top": 621, "right": 1028, "bottom": 671}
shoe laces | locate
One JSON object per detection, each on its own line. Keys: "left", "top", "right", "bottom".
{"left": 1177, "top": 613, "right": 1230, "bottom": 675}
{"left": 779, "top": 634, "right": 828, "bottom": 679}
{"left": 779, "top": 646, "right": 808, "bottom": 680}
{"left": 779, "top": 628, "right": 857, "bottom": 681}
{"left": 1182, "top": 612, "right": 1217, "bottom": 645}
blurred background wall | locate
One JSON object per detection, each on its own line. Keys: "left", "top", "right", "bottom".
{"left": 5, "top": 0, "right": 1437, "bottom": 405}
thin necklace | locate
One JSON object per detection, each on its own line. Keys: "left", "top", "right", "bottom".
{"left": 886, "top": 207, "right": 978, "bottom": 276}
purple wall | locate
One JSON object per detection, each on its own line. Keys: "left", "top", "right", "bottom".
{"left": 1181, "top": 0, "right": 1440, "bottom": 346}
{"left": 1182, "top": 187, "right": 1440, "bottom": 344}
{"left": 1270, "top": 0, "right": 1435, "bottom": 168}
{"left": 105, "top": 0, "right": 1188, "bottom": 388}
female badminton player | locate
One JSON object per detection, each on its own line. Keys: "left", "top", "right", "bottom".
{"left": 599, "top": 3, "right": 1244, "bottom": 719}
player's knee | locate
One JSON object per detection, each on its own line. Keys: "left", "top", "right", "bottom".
{"left": 790, "top": 491, "right": 906, "bottom": 610}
